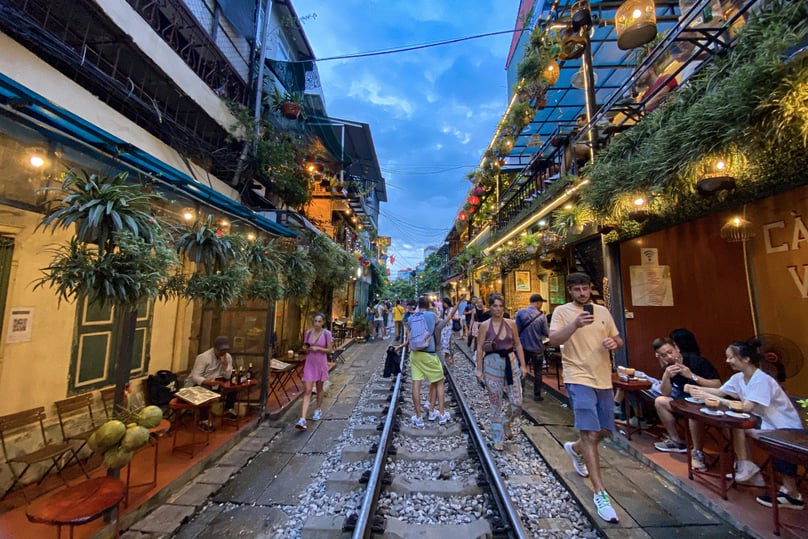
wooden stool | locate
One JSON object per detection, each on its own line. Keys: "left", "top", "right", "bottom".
{"left": 25, "top": 477, "right": 124, "bottom": 538}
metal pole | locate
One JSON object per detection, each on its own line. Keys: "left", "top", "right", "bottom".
{"left": 252, "top": 0, "right": 274, "bottom": 152}
{"left": 581, "top": 23, "right": 599, "bottom": 161}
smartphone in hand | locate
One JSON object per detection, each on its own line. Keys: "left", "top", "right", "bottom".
{"left": 583, "top": 304, "right": 594, "bottom": 315}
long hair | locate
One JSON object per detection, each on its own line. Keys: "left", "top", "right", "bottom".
{"left": 728, "top": 339, "right": 763, "bottom": 366}
{"left": 670, "top": 328, "right": 701, "bottom": 355}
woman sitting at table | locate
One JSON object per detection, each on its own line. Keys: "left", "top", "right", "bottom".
{"left": 686, "top": 339, "right": 803, "bottom": 508}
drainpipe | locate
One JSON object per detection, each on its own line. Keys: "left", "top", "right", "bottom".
{"left": 253, "top": 0, "right": 274, "bottom": 151}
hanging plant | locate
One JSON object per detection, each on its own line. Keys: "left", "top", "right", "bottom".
{"left": 281, "top": 247, "right": 316, "bottom": 299}
{"left": 551, "top": 204, "right": 596, "bottom": 239}
{"left": 175, "top": 216, "right": 239, "bottom": 275}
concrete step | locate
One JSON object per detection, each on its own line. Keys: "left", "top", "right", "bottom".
{"left": 388, "top": 475, "right": 482, "bottom": 496}
{"left": 382, "top": 516, "right": 492, "bottom": 539}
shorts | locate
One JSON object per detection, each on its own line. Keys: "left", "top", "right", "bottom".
{"left": 410, "top": 350, "right": 444, "bottom": 383}
{"left": 566, "top": 383, "right": 615, "bottom": 433}
{"left": 374, "top": 320, "right": 383, "bottom": 329}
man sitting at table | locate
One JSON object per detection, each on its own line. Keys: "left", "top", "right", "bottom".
{"left": 652, "top": 338, "right": 721, "bottom": 471}
{"left": 185, "top": 336, "right": 237, "bottom": 431}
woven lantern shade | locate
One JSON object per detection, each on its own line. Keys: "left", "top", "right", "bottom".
{"left": 615, "top": 0, "right": 657, "bottom": 50}
{"left": 720, "top": 217, "right": 755, "bottom": 243}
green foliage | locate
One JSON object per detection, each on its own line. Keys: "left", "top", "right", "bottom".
{"left": 282, "top": 248, "right": 316, "bottom": 298}
{"left": 35, "top": 231, "right": 177, "bottom": 308}
{"left": 175, "top": 216, "right": 239, "bottom": 275}
{"left": 309, "top": 234, "right": 358, "bottom": 289}
{"left": 184, "top": 263, "right": 250, "bottom": 308}
{"left": 243, "top": 239, "right": 286, "bottom": 303}
{"left": 582, "top": 0, "right": 808, "bottom": 233}
{"left": 38, "top": 170, "right": 162, "bottom": 256}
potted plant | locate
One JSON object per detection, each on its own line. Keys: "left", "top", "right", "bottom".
{"left": 268, "top": 87, "right": 305, "bottom": 120}
{"left": 520, "top": 232, "right": 540, "bottom": 255}
{"left": 351, "top": 313, "right": 369, "bottom": 340}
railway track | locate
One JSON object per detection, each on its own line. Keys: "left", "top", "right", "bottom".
{"left": 319, "top": 339, "right": 597, "bottom": 539}
{"left": 344, "top": 345, "right": 529, "bottom": 538}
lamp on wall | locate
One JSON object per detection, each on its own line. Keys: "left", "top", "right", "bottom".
{"left": 720, "top": 216, "right": 755, "bottom": 242}
{"left": 696, "top": 158, "right": 737, "bottom": 195}
{"left": 615, "top": 0, "right": 658, "bottom": 50}
{"left": 544, "top": 61, "right": 560, "bottom": 87}
{"left": 628, "top": 195, "right": 652, "bottom": 223}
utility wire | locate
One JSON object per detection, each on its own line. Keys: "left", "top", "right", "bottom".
{"left": 312, "top": 28, "right": 523, "bottom": 62}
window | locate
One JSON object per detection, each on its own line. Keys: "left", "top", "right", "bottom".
{"left": 0, "top": 237, "right": 13, "bottom": 335}
{"left": 69, "top": 298, "right": 152, "bottom": 392}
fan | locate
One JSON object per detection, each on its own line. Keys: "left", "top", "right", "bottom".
{"left": 752, "top": 334, "right": 804, "bottom": 382}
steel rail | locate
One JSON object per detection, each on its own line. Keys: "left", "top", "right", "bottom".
{"left": 351, "top": 350, "right": 404, "bottom": 538}
{"left": 445, "top": 343, "right": 529, "bottom": 539}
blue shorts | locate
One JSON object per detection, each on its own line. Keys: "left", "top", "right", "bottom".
{"left": 566, "top": 383, "right": 615, "bottom": 433}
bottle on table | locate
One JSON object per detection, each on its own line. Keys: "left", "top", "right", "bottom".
{"left": 230, "top": 368, "right": 238, "bottom": 385}
{"left": 247, "top": 363, "right": 254, "bottom": 382}
{"left": 238, "top": 365, "right": 246, "bottom": 384}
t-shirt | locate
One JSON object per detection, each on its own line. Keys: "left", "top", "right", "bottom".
{"left": 549, "top": 302, "right": 618, "bottom": 389}
{"left": 375, "top": 304, "right": 384, "bottom": 321}
{"left": 671, "top": 353, "right": 719, "bottom": 399}
{"left": 392, "top": 304, "right": 405, "bottom": 322}
{"left": 720, "top": 368, "right": 802, "bottom": 430}
{"left": 515, "top": 305, "right": 549, "bottom": 353}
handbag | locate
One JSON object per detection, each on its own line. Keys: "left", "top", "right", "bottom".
{"left": 482, "top": 321, "right": 506, "bottom": 354}
{"left": 452, "top": 319, "right": 462, "bottom": 332}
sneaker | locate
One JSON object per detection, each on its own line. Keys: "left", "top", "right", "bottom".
{"left": 438, "top": 412, "right": 451, "bottom": 425}
{"left": 198, "top": 421, "right": 215, "bottom": 433}
{"left": 593, "top": 491, "right": 619, "bottom": 523}
{"left": 691, "top": 449, "right": 707, "bottom": 472}
{"left": 533, "top": 394, "right": 544, "bottom": 402}
{"left": 654, "top": 438, "right": 687, "bottom": 453}
{"left": 757, "top": 487, "right": 805, "bottom": 510}
{"left": 411, "top": 415, "right": 424, "bottom": 428}
{"left": 224, "top": 409, "right": 238, "bottom": 420}
{"left": 564, "top": 441, "right": 589, "bottom": 477}
{"left": 312, "top": 409, "right": 322, "bottom": 421}
{"left": 725, "top": 460, "right": 760, "bottom": 483}
{"left": 423, "top": 402, "right": 431, "bottom": 412}
{"left": 295, "top": 418, "right": 307, "bottom": 431}
{"left": 428, "top": 409, "right": 440, "bottom": 421}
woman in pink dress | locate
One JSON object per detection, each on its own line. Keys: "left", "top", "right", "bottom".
{"left": 296, "top": 313, "right": 333, "bottom": 430}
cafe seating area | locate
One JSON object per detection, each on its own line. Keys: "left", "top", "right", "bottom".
{"left": 537, "top": 366, "right": 807, "bottom": 538}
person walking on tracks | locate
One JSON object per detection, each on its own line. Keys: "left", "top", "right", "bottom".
{"left": 515, "top": 293, "right": 549, "bottom": 402}
{"left": 475, "top": 293, "right": 526, "bottom": 451}
{"left": 296, "top": 313, "right": 333, "bottom": 431}
{"left": 549, "top": 272, "right": 623, "bottom": 523}
{"left": 401, "top": 296, "right": 449, "bottom": 427}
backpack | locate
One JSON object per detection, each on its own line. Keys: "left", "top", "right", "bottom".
{"left": 147, "top": 370, "right": 178, "bottom": 407}
{"left": 408, "top": 311, "right": 432, "bottom": 351}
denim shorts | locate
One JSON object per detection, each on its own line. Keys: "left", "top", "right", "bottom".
{"left": 566, "top": 383, "right": 615, "bottom": 433}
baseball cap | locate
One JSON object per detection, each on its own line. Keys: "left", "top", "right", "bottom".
{"left": 213, "top": 336, "right": 231, "bottom": 351}
{"left": 530, "top": 294, "right": 546, "bottom": 303}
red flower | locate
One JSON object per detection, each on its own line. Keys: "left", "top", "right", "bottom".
{"left": 216, "top": 229, "right": 223, "bottom": 237}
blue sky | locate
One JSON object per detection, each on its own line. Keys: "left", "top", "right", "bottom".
{"left": 297, "top": 0, "right": 521, "bottom": 272}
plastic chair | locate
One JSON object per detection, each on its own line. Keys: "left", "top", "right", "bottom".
{"left": 0, "top": 407, "right": 77, "bottom": 501}
{"left": 54, "top": 394, "right": 101, "bottom": 478}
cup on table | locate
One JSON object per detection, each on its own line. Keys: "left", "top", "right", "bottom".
{"left": 705, "top": 397, "right": 720, "bottom": 411}
{"left": 287, "top": 350, "right": 295, "bottom": 359}
{"left": 625, "top": 368, "right": 635, "bottom": 377}
{"left": 617, "top": 366, "right": 627, "bottom": 377}
{"left": 728, "top": 400, "right": 744, "bottom": 412}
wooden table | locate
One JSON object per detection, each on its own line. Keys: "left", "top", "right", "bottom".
{"left": 670, "top": 399, "right": 759, "bottom": 499}
{"left": 169, "top": 398, "right": 212, "bottom": 458}
{"left": 750, "top": 430, "right": 808, "bottom": 536}
{"left": 25, "top": 477, "right": 125, "bottom": 538}
{"left": 612, "top": 373, "right": 652, "bottom": 440}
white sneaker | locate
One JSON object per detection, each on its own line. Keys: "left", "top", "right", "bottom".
{"left": 564, "top": 441, "right": 589, "bottom": 477}
{"left": 411, "top": 415, "right": 424, "bottom": 428}
{"left": 691, "top": 449, "right": 707, "bottom": 472}
{"left": 438, "top": 412, "right": 451, "bottom": 425}
{"left": 428, "top": 409, "right": 440, "bottom": 421}
{"left": 593, "top": 491, "right": 619, "bottom": 523}
{"left": 312, "top": 409, "right": 322, "bottom": 421}
{"left": 628, "top": 416, "right": 648, "bottom": 428}
{"left": 726, "top": 460, "right": 760, "bottom": 482}
{"left": 423, "top": 402, "right": 431, "bottom": 412}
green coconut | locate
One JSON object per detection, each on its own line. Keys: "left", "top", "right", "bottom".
{"left": 135, "top": 405, "right": 164, "bottom": 429}
{"left": 120, "top": 425, "right": 150, "bottom": 451}
{"left": 87, "top": 431, "right": 101, "bottom": 453}
{"left": 103, "top": 444, "right": 134, "bottom": 469}
{"left": 94, "top": 420, "right": 127, "bottom": 453}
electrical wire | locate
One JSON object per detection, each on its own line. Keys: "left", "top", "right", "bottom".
{"left": 312, "top": 28, "right": 524, "bottom": 62}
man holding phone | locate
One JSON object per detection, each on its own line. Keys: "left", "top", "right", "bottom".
{"left": 549, "top": 273, "right": 623, "bottom": 524}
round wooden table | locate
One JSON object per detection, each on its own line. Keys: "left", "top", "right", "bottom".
{"left": 612, "top": 373, "right": 652, "bottom": 439}
{"left": 25, "top": 476, "right": 125, "bottom": 538}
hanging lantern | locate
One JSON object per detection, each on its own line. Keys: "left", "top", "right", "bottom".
{"left": 468, "top": 195, "right": 481, "bottom": 206}
{"left": 543, "top": 60, "right": 560, "bottom": 87}
{"left": 720, "top": 217, "right": 755, "bottom": 243}
{"left": 472, "top": 185, "right": 485, "bottom": 197}
{"left": 468, "top": 206, "right": 477, "bottom": 214}
{"left": 362, "top": 259, "right": 370, "bottom": 267}
{"left": 696, "top": 157, "right": 737, "bottom": 196}
{"left": 458, "top": 211, "right": 468, "bottom": 221}
{"left": 615, "top": 0, "right": 657, "bottom": 50}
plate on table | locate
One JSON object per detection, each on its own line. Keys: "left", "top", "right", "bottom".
{"left": 700, "top": 407, "right": 724, "bottom": 417}
{"left": 726, "top": 411, "right": 751, "bottom": 419}
{"left": 685, "top": 396, "right": 704, "bottom": 404}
